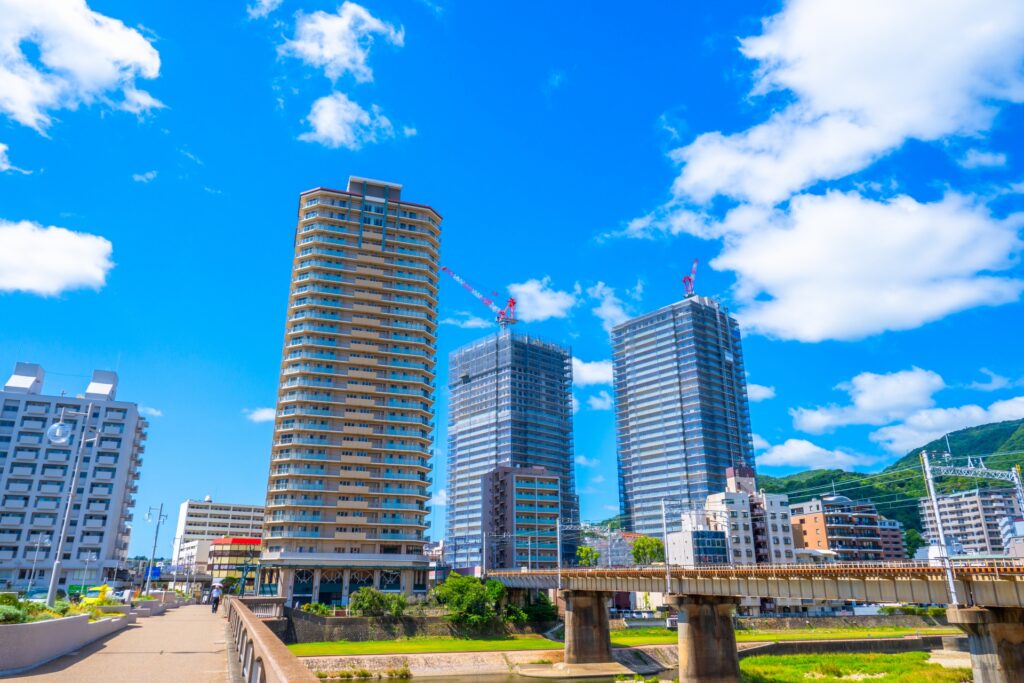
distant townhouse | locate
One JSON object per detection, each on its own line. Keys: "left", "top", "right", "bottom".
{"left": 919, "top": 488, "right": 1021, "bottom": 555}
{"left": 791, "top": 495, "right": 905, "bottom": 562}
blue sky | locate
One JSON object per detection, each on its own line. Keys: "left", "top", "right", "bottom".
{"left": 1, "top": 0, "right": 1023, "bottom": 556}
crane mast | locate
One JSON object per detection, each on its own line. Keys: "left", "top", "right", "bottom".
{"left": 683, "top": 258, "right": 698, "bottom": 297}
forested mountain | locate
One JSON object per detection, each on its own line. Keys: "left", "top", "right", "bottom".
{"left": 758, "top": 419, "right": 1024, "bottom": 533}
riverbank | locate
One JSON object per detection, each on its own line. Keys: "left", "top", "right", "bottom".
{"left": 297, "top": 635, "right": 960, "bottom": 678}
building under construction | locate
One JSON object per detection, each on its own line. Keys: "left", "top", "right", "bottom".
{"left": 443, "top": 331, "right": 578, "bottom": 569}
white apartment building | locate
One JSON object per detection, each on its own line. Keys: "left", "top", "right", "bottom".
{"left": 919, "top": 488, "right": 1021, "bottom": 555}
{"left": 171, "top": 497, "right": 264, "bottom": 566}
{"left": 176, "top": 539, "right": 213, "bottom": 574}
{"left": 0, "top": 363, "right": 145, "bottom": 591}
{"left": 706, "top": 467, "right": 796, "bottom": 564}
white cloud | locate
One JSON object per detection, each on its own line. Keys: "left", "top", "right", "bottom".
{"left": 440, "top": 311, "right": 492, "bottom": 329}
{"left": 602, "top": 504, "right": 619, "bottom": 513}
{"left": 574, "top": 454, "right": 599, "bottom": 468}
{"left": 247, "top": 0, "right": 282, "bottom": 20}
{"left": 429, "top": 488, "right": 448, "bottom": 506}
{"left": 545, "top": 69, "right": 566, "bottom": 92}
{"left": 401, "top": 125, "right": 417, "bottom": 138}
{"left": 959, "top": 149, "right": 1007, "bottom": 169}
{"left": 751, "top": 434, "right": 769, "bottom": 451}
{"left": 969, "top": 368, "right": 1011, "bottom": 392}
{"left": 0, "top": 143, "right": 28, "bottom": 174}
{"left": 132, "top": 170, "right": 157, "bottom": 183}
{"left": 140, "top": 406, "right": 163, "bottom": 417}
{"left": 659, "top": 0, "right": 1024, "bottom": 207}
{"left": 298, "top": 92, "right": 395, "bottom": 150}
{"left": 590, "top": 474, "right": 606, "bottom": 485}
{"left": 571, "top": 395, "right": 580, "bottom": 415}
{"left": 280, "top": 2, "right": 403, "bottom": 83}
{"left": 587, "top": 282, "right": 630, "bottom": 333}
{"left": 243, "top": 407, "right": 276, "bottom": 423}
{"left": 587, "top": 390, "right": 614, "bottom": 411}
{"left": 747, "top": 383, "right": 776, "bottom": 402}
{"left": 626, "top": 279, "right": 645, "bottom": 302}
{"left": 179, "top": 149, "right": 203, "bottom": 165}
{"left": 0, "top": 0, "right": 162, "bottom": 134}
{"left": 572, "top": 357, "right": 613, "bottom": 387}
{"left": 792, "top": 367, "right": 945, "bottom": 433}
{"left": 507, "top": 277, "right": 578, "bottom": 322}
{"left": 712, "top": 192, "right": 1024, "bottom": 342}
{"left": 0, "top": 219, "right": 113, "bottom": 296}
{"left": 757, "top": 438, "right": 870, "bottom": 471}
{"left": 871, "top": 395, "right": 1024, "bottom": 454}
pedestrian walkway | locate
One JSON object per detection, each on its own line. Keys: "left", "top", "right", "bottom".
{"left": 5, "top": 604, "right": 229, "bottom": 682}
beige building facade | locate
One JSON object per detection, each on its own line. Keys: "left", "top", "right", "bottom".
{"left": 261, "top": 177, "right": 439, "bottom": 605}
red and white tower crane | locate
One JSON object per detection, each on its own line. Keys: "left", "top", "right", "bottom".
{"left": 682, "top": 258, "right": 699, "bottom": 297}
{"left": 440, "top": 266, "right": 518, "bottom": 328}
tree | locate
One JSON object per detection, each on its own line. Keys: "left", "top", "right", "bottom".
{"left": 432, "top": 573, "right": 496, "bottom": 627}
{"left": 904, "top": 528, "right": 926, "bottom": 559}
{"left": 576, "top": 545, "right": 600, "bottom": 567}
{"left": 631, "top": 536, "right": 665, "bottom": 565}
{"left": 348, "top": 587, "right": 406, "bottom": 617}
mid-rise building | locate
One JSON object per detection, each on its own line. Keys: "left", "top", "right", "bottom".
{"left": 919, "top": 488, "right": 1021, "bottom": 555}
{"left": 171, "top": 497, "right": 264, "bottom": 566}
{"left": 667, "top": 510, "right": 729, "bottom": 567}
{"left": 791, "top": 496, "right": 905, "bottom": 562}
{"left": 175, "top": 539, "right": 212, "bottom": 575}
{"left": 261, "top": 177, "right": 439, "bottom": 605}
{"left": 481, "top": 465, "right": 560, "bottom": 569}
{"left": 878, "top": 519, "right": 906, "bottom": 561}
{"left": 613, "top": 296, "right": 754, "bottom": 535}
{"left": 444, "top": 331, "right": 577, "bottom": 569}
{"left": 209, "top": 536, "right": 261, "bottom": 592}
{"left": 587, "top": 530, "right": 646, "bottom": 567}
{"left": 0, "top": 363, "right": 145, "bottom": 591}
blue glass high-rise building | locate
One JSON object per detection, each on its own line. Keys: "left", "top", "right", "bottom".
{"left": 613, "top": 295, "right": 754, "bottom": 535}
{"left": 444, "top": 331, "right": 578, "bottom": 569}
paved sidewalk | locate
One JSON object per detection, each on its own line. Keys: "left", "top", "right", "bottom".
{"left": 5, "top": 604, "right": 230, "bottom": 682}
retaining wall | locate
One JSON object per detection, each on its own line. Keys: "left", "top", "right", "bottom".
{"left": 736, "top": 614, "right": 948, "bottom": 630}
{"left": 285, "top": 609, "right": 550, "bottom": 644}
{"left": 0, "top": 614, "right": 133, "bottom": 675}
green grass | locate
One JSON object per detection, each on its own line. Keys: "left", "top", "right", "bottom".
{"left": 740, "top": 652, "right": 971, "bottom": 682}
{"left": 289, "top": 634, "right": 558, "bottom": 656}
{"left": 608, "top": 625, "right": 960, "bottom": 647}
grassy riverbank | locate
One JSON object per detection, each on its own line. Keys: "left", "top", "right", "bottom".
{"left": 610, "top": 625, "right": 960, "bottom": 647}
{"left": 290, "top": 624, "right": 962, "bottom": 656}
{"left": 739, "top": 652, "right": 971, "bottom": 682}
{"left": 289, "top": 634, "right": 556, "bottom": 656}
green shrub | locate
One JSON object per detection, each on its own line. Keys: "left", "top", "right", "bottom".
{"left": 347, "top": 588, "right": 406, "bottom": 618}
{"left": 0, "top": 594, "right": 20, "bottom": 607}
{"left": 301, "top": 602, "right": 334, "bottom": 617}
{"left": 504, "top": 605, "right": 527, "bottom": 624}
{"left": 53, "top": 600, "right": 71, "bottom": 615}
{"left": 384, "top": 663, "right": 411, "bottom": 679}
{"left": 927, "top": 606, "right": 947, "bottom": 618}
{"left": 0, "top": 605, "right": 27, "bottom": 624}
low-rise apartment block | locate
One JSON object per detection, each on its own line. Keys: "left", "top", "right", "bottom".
{"left": 791, "top": 495, "right": 905, "bottom": 562}
{"left": 919, "top": 488, "right": 1021, "bottom": 555}
{"left": 209, "top": 536, "right": 261, "bottom": 592}
{"left": 0, "top": 363, "right": 145, "bottom": 590}
{"left": 171, "top": 497, "right": 264, "bottom": 566}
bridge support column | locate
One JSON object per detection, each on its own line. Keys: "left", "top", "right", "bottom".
{"left": 668, "top": 595, "right": 740, "bottom": 683}
{"left": 948, "top": 606, "right": 1024, "bottom": 683}
{"left": 560, "top": 590, "right": 612, "bottom": 664}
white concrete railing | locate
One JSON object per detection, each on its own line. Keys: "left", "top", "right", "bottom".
{"left": 225, "top": 597, "right": 317, "bottom": 683}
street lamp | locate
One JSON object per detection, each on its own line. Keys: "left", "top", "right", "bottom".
{"left": 81, "top": 551, "right": 97, "bottom": 593}
{"left": 143, "top": 504, "right": 167, "bottom": 595}
{"left": 26, "top": 534, "right": 51, "bottom": 595}
{"left": 44, "top": 404, "right": 97, "bottom": 607}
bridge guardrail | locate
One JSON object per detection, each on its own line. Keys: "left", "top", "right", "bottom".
{"left": 225, "top": 596, "right": 317, "bottom": 683}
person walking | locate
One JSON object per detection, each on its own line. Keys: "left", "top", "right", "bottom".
{"left": 210, "top": 584, "right": 223, "bottom": 614}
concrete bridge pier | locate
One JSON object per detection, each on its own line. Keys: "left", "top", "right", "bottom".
{"left": 560, "top": 590, "right": 612, "bottom": 663}
{"left": 668, "top": 595, "right": 741, "bottom": 683}
{"left": 948, "top": 606, "right": 1024, "bottom": 683}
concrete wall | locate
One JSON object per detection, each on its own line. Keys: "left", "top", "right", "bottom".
{"left": 737, "top": 614, "right": 948, "bottom": 630}
{"left": 0, "top": 614, "right": 132, "bottom": 675}
{"left": 285, "top": 608, "right": 549, "bottom": 644}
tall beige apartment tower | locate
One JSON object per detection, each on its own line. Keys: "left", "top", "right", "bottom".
{"left": 261, "top": 177, "right": 440, "bottom": 606}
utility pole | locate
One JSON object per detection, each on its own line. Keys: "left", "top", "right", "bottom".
{"left": 481, "top": 530, "right": 487, "bottom": 580}
{"left": 555, "top": 519, "right": 562, "bottom": 590}
{"left": 144, "top": 504, "right": 167, "bottom": 595}
{"left": 660, "top": 500, "right": 670, "bottom": 594}
{"left": 921, "top": 451, "right": 959, "bottom": 605}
